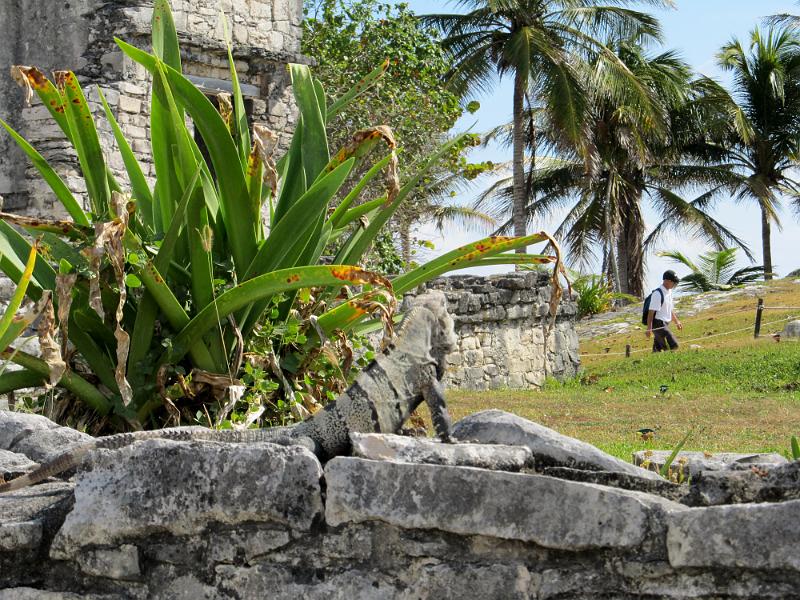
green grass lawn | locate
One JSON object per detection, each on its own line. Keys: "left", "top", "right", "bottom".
{"left": 443, "top": 280, "right": 800, "bottom": 462}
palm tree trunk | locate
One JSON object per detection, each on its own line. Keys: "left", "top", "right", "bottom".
{"left": 512, "top": 70, "right": 527, "bottom": 254}
{"left": 603, "top": 175, "right": 622, "bottom": 295}
{"left": 616, "top": 196, "right": 645, "bottom": 297}
{"left": 761, "top": 206, "right": 773, "bottom": 280}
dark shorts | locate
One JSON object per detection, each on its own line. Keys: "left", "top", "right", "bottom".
{"left": 652, "top": 319, "right": 678, "bottom": 352}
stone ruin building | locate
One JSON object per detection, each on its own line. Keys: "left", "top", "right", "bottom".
{"left": 0, "top": 0, "right": 579, "bottom": 389}
{"left": 0, "top": 0, "right": 305, "bottom": 219}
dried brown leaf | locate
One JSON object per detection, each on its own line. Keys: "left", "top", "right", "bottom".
{"left": 252, "top": 124, "right": 279, "bottom": 199}
{"left": 10, "top": 66, "right": 47, "bottom": 106}
{"left": 217, "top": 92, "right": 233, "bottom": 130}
{"left": 55, "top": 272, "right": 77, "bottom": 361}
{"left": 36, "top": 291, "right": 66, "bottom": 386}
{"left": 86, "top": 193, "right": 134, "bottom": 404}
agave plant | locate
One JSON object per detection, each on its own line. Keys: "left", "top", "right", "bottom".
{"left": 570, "top": 273, "right": 638, "bottom": 318}
{"left": 0, "top": 0, "right": 563, "bottom": 431}
{"left": 658, "top": 248, "right": 766, "bottom": 292}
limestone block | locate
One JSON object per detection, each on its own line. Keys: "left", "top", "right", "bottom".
{"left": 0, "top": 521, "right": 42, "bottom": 551}
{"left": 50, "top": 440, "right": 323, "bottom": 558}
{"left": 118, "top": 95, "right": 142, "bottom": 114}
{"left": 783, "top": 320, "right": 800, "bottom": 337}
{"left": 350, "top": 433, "right": 532, "bottom": 471}
{"left": 208, "top": 528, "right": 291, "bottom": 564}
{"left": 76, "top": 545, "right": 140, "bottom": 580}
{"left": 684, "top": 461, "right": 800, "bottom": 506}
{"left": 0, "top": 411, "right": 91, "bottom": 461}
{"left": 633, "top": 450, "right": 787, "bottom": 477}
{"left": 453, "top": 410, "right": 663, "bottom": 481}
{"left": 0, "top": 590, "right": 119, "bottom": 600}
{"left": 325, "top": 457, "right": 684, "bottom": 550}
{"left": 667, "top": 500, "right": 800, "bottom": 570}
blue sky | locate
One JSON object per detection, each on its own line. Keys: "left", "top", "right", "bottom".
{"left": 398, "top": 0, "right": 800, "bottom": 288}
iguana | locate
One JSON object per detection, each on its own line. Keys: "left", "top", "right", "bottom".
{"left": 0, "top": 291, "right": 457, "bottom": 493}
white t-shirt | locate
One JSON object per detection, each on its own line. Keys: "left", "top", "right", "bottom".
{"left": 649, "top": 285, "right": 673, "bottom": 323}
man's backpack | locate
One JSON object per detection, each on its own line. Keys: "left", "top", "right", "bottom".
{"left": 641, "top": 288, "right": 664, "bottom": 325}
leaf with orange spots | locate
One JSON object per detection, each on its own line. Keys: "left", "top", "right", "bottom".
{"left": 58, "top": 71, "right": 111, "bottom": 217}
{"left": 160, "top": 265, "right": 394, "bottom": 367}
{"left": 0, "top": 212, "right": 92, "bottom": 240}
{"left": 10, "top": 66, "right": 70, "bottom": 137}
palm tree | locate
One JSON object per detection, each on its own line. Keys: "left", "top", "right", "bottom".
{"left": 717, "top": 26, "right": 800, "bottom": 279}
{"left": 477, "top": 40, "right": 751, "bottom": 296}
{"left": 659, "top": 248, "right": 765, "bottom": 292}
{"left": 422, "top": 0, "right": 669, "bottom": 252}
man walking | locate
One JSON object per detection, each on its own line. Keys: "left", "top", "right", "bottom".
{"left": 646, "top": 270, "right": 683, "bottom": 352}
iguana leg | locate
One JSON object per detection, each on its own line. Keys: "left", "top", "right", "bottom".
{"left": 271, "top": 433, "right": 321, "bottom": 458}
{"left": 422, "top": 379, "right": 453, "bottom": 443}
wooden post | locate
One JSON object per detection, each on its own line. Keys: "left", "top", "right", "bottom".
{"left": 754, "top": 298, "right": 764, "bottom": 338}
{"left": 625, "top": 344, "right": 631, "bottom": 358}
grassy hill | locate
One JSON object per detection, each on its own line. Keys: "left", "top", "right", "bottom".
{"left": 445, "top": 279, "right": 800, "bottom": 461}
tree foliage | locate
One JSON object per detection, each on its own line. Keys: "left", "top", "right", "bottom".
{"left": 303, "top": 0, "right": 496, "bottom": 266}
{"left": 424, "top": 0, "right": 670, "bottom": 251}
{"left": 659, "top": 248, "right": 765, "bottom": 292}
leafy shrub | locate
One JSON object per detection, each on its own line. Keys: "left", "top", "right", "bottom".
{"left": 0, "top": 0, "right": 562, "bottom": 431}
{"left": 572, "top": 274, "right": 637, "bottom": 318}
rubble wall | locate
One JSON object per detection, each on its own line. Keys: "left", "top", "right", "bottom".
{"left": 2, "top": 410, "right": 799, "bottom": 599}
{"left": 409, "top": 273, "right": 580, "bottom": 390}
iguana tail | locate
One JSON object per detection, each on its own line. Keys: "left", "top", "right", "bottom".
{"left": 0, "top": 442, "right": 96, "bottom": 493}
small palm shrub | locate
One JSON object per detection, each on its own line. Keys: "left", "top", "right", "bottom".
{"left": 0, "top": 0, "right": 563, "bottom": 431}
{"left": 659, "top": 248, "right": 765, "bottom": 292}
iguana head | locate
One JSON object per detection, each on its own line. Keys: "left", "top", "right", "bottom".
{"left": 406, "top": 290, "right": 457, "bottom": 378}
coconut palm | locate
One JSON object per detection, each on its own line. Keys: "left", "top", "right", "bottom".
{"left": 659, "top": 248, "right": 765, "bottom": 292}
{"left": 476, "top": 40, "right": 750, "bottom": 296}
{"left": 716, "top": 26, "right": 800, "bottom": 279}
{"left": 422, "top": 0, "right": 669, "bottom": 251}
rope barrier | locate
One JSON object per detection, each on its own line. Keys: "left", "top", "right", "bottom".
{"left": 580, "top": 312, "right": 800, "bottom": 357}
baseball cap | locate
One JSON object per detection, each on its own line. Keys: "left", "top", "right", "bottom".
{"left": 663, "top": 270, "right": 680, "bottom": 283}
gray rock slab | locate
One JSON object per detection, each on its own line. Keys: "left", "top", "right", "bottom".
{"left": 0, "top": 448, "right": 38, "bottom": 479}
{"left": 50, "top": 439, "right": 323, "bottom": 559}
{"left": 668, "top": 499, "right": 800, "bottom": 570}
{"left": 541, "top": 466, "right": 685, "bottom": 502}
{"left": 350, "top": 433, "right": 532, "bottom": 471}
{"left": 0, "top": 411, "right": 91, "bottom": 462}
{"left": 0, "top": 481, "right": 73, "bottom": 523}
{"left": 0, "top": 411, "right": 60, "bottom": 449}
{"left": 453, "top": 410, "right": 662, "bottom": 480}
{"left": 783, "top": 320, "right": 800, "bottom": 337}
{"left": 634, "top": 450, "right": 787, "bottom": 477}
{"left": 683, "top": 460, "right": 800, "bottom": 506}
{"left": 76, "top": 544, "right": 141, "bottom": 580}
{"left": 0, "top": 591, "right": 120, "bottom": 600}
{"left": 12, "top": 427, "right": 92, "bottom": 462}
{"left": 325, "top": 457, "right": 685, "bottom": 550}
{"left": 0, "top": 520, "right": 42, "bottom": 551}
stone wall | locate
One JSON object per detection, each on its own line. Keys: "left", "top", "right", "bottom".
{"left": 0, "top": 0, "right": 305, "bottom": 217}
{"left": 409, "top": 273, "right": 580, "bottom": 390}
{"left": 2, "top": 409, "right": 799, "bottom": 599}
